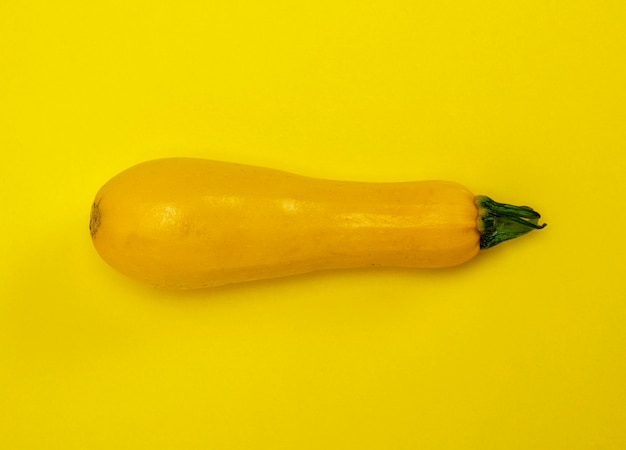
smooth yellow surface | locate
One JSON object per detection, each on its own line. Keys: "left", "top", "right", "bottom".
{"left": 1, "top": 0, "right": 624, "bottom": 448}
{"left": 92, "top": 158, "right": 479, "bottom": 288}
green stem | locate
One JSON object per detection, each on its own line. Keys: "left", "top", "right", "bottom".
{"left": 476, "top": 195, "right": 546, "bottom": 250}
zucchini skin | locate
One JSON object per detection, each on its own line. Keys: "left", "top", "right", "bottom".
{"left": 90, "top": 158, "right": 544, "bottom": 288}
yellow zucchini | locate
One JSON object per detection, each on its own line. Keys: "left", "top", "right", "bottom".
{"left": 89, "top": 158, "right": 545, "bottom": 288}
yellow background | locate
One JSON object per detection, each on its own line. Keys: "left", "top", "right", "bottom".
{"left": 1, "top": 1, "right": 625, "bottom": 448}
